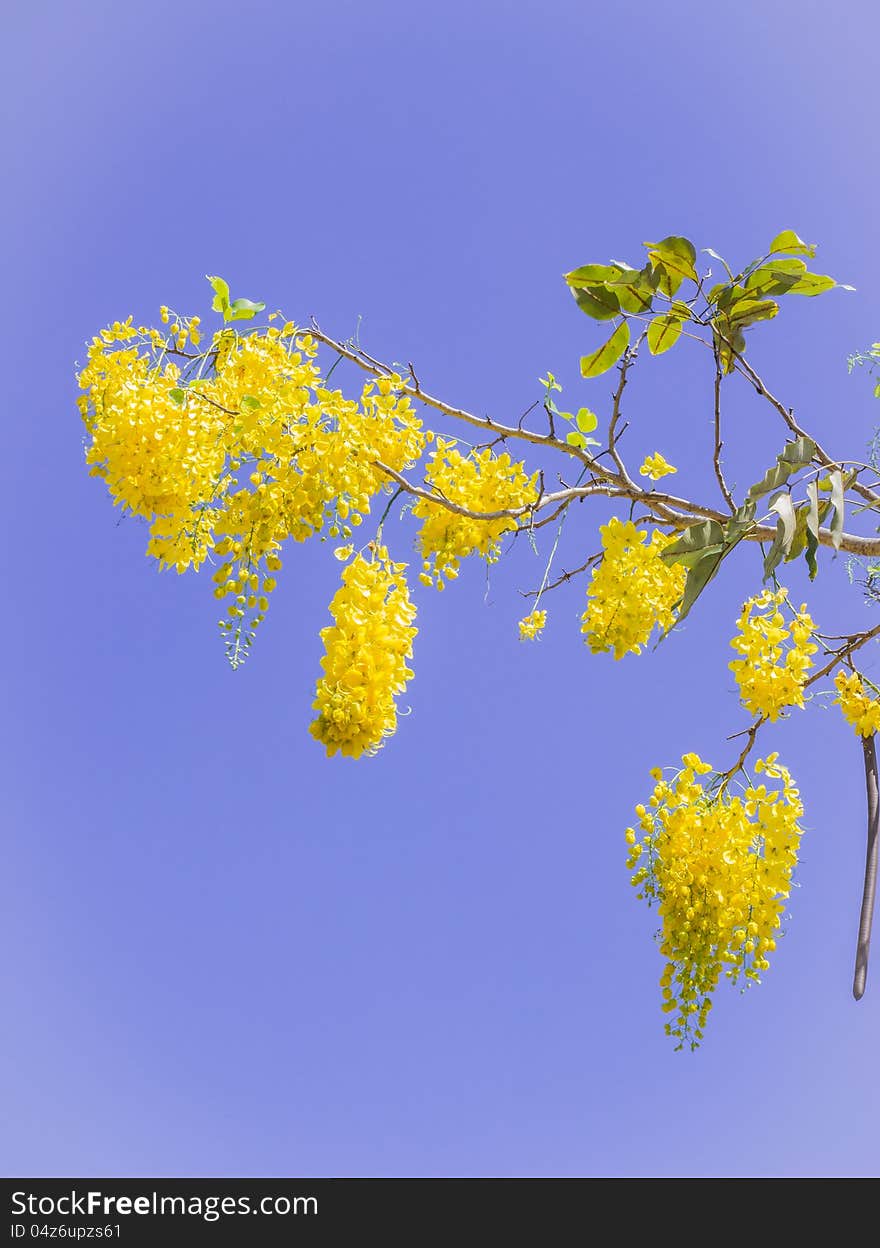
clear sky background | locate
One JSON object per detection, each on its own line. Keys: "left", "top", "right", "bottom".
{"left": 3, "top": 0, "right": 879, "bottom": 1178}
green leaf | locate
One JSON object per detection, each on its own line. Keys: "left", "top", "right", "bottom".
{"left": 206, "top": 275, "right": 231, "bottom": 318}
{"left": 240, "top": 394, "right": 262, "bottom": 410}
{"left": 713, "top": 283, "right": 747, "bottom": 311}
{"left": 613, "top": 283, "right": 655, "bottom": 315}
{"left": 747, "top": 436, "right": 816, "bottom": 501}
{"left": 660, "top": 520, "right": 725, "bottom": 569}
{"left": 566, "top": 430, "right": 588, "bottom": 450}
{"left": 727, "top": 297, "right": 780, "bottom": 327}
{"left": 168, "top": 388, "right": 186, "bottom": 406}
{"left": 830, "top": 469, "right": 845, "bottom": 550}
{"left": 580, "top": 320, "right": 630, "bottom": 378}
{"left": 763, "top": 518, "right": 788, "bottom": 580}
{"left": 607, "top": 264, "right": 657, "bottom": 314}
{"left": 229, "top": 297, "right": 266, "bottom": 321}
{"left": 674, "top": 549, "right": 727, "bottom": 628}
{"left": 769, "top": 230, "right": 817, "bottom": 258}
{"left": 784, "top": 272, "right": 837, "bottom": 297}
{"left": 565, "top": 263, "right": 625, "bottom": 288}
{"left": 575, "top": 407, "right": 598, "bottom": 433}
{"left": 571, "top": 284, "right": 621, "bottom": 321}
{"left": 805, "top": 527, "right": 819, "bottom": 580}
{"left": 660, "top": 518, "right": 747, "bottom": 632}
{"left": 745, "top": 258, "right": 808, "bottom": 297}
{"left": 644, "top": 236, "right": 699, "bottom": 289}
{"left": 647, "top": 313, "right": 684, "bottom": 355}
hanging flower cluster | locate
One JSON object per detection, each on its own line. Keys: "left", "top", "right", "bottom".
{"left": 412, "top": 440, "right": 539, "bottom": 588}
{"left": 518, "top": 609, "right": 547, "bottom": 640}
{"left": 729, "top": 589, "right": 817, "bottom": 721}
{"left": 580, "top": 517, "right": 686, "bottom": 658}
{"left": 626, "top": 751, "right": 804, "bottom": 1049}
{"left": 310, "top": 548, "right": 417, "bottom": 759}
{"left": 834, "top": 669, "right": 880, "bottom": 736}
{"left": 78, "top": 312, "right": 427, "bottom": 668}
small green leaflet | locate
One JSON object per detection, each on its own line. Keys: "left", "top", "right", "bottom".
{"left": 228, "top": 297, "right": 267, "bottom": 321}
{"left": 206, "top": 275, "right": 266, "bottom": 322}
{"left": 575, "top": 407, "right": 598, "bottom": 433}
{"left": 206, "top": 275, "right": 231, "bottom": 318}
{"left": 168, "top": 388, "right": 186, "bottom": 406}
{"left": 566, "top": 430, "right": 600, "bottom": 451}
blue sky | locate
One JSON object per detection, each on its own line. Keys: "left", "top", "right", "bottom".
{"left": 3, "top": 0, "right": 879, "bottom": 1177}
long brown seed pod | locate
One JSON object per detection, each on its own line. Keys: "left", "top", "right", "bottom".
{"left": 854, "top": 732, "right": 880, "bottom": 1000}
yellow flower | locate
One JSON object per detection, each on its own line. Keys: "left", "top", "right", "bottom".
{"left": 310, "top": 548, "right": 417, "bottom": 759}
{"left": 639, "top": 452, "right": 677, "bottom": 481}
{"left": 629, "top": 752, "right": 803, "bottom": 1049}
{"left": 581, "top": 518, "right": 686, "bottom": 658}
{"left": 834, "top": 670, "right": 880, "bottom": 737}
{"left": 78, "top": 307, "right": 428, "bottom": 669}
{"left": 518, "top": 609, "right": 547, "bottom": 640}
{"left": 729, "top": 589, "right": 817, "bottom": 721}
{"left": 412, "top": 440, "right": 538, "bottom": 586}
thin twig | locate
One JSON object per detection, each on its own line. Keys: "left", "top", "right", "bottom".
{"left": 713, "top": 352, "right": 736, "bottom": 511}
{"left": 608, "top": 333, "right": 645, "bottom": 483}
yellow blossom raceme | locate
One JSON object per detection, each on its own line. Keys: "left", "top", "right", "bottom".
{"left": 518, "top": 609, "right": 547, "bottom": 641}
{"left": 639, "top": 452, "right": 677, "bottom": 481}
{"left": 79, "top": 302, "right": 429, "bottom": 668}
{"left": 728, "top": 589, "right": 817, "bottom": 721}
{"left": 412, "top": 440, "right": 539, "bottom": 588}
{"left": 310, "top": 548, "right": 417, "bottom": 758}
{"left": 627, "top": 751, "right": 803, "bottom": 1049}
{"left": 580, "top": 518, "right": 686, "bottom": 658}
{"left": 834, "top": 670, "right": 880, "bottom": 736}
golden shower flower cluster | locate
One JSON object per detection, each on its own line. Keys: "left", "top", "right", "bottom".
{"left": 729, "top": 589, "right": 817, "bottom": 721}
{"left": 627, "top": 752, "right": 804, "bottom": 1049}
{"left": 580, "top": 517, "right": 686, "bottom": 658}
{"left": 310, "top": 548, "right": 417, "bottom": 759}
{"left": 78, "top": 309, "right": 427, "bottom": 668}
{"left": 518, "top": 609, "right": 547, "bottom": 641}
{"left": 834, "top": 670, "right": 880, "bottom": 737}
{"left": 412, "top": 440, "right": 539, "bottom": 588}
